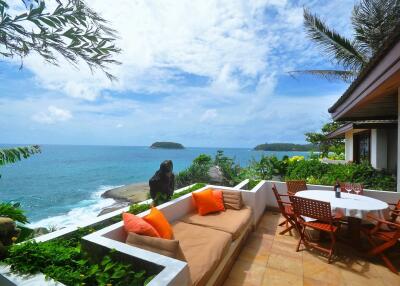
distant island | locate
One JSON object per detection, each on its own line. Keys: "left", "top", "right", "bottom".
{"left": 150, "top": 142, "right": 185, "bottom": 149}
{"left": 254, "top": 143, "right": 315, "bottom": 151}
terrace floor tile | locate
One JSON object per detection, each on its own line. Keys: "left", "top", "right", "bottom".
{"left": 223, "top": 211, "right": 400, "bottom": 286}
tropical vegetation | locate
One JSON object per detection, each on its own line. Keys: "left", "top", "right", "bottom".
{"left": 177, "top": 152, "right": 396, "bottom": 192}
{"left": 0, "top": 0, "right": 120, "bottom": 79}
{"left": 4, "top": 225, "right": 152, "bottom": 286}
{"left": 254, "top": 143, "right": 315, "bottom": 151}
{"left": 0, "top": 145, "right": 41, "bottom": 225}
{"left": 294, "top": 0, "right": 400, "bottom": 82}
{"left": 305, "top": 121, "right": 345, "bottom": 158}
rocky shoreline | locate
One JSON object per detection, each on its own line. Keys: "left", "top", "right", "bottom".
{"left": 98, "top": 182, "right": 150, "bottom": 216}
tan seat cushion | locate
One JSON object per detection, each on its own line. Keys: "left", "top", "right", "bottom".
{"left": 180, "top": 207, "right": 252, "bottom": 240}
{"left": 221, "top": 190, "right": 243, "bottom": 210}
{"left": 172, "top": 221, "right": 231, "bottom": 286}
{"left": 126, "top": 232, "right": 186, "bottom": 261}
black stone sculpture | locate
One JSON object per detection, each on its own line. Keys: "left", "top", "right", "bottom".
{"left": 149, "top": 160, "right": 175, "bottom": 202}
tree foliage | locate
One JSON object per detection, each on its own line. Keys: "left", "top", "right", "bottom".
{"left": 305, "top": 121, "right": 345, "bottom": 157}
{"left": 0, "top": 145, "right": 41, "bottom": 171}
{"left": 293, "top": 0, "right": 400, "bottom": 82}
{"left": 0, "top": 202, "right": 28, "bottom": 223}
{"left": 0, "top": 0, "right": 121, "bottom": 79}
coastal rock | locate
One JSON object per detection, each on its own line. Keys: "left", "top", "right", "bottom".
{"left": 149, "top": 160, "right": 175, "bottom": 201}
{"left": 0, "top": 217, "right": 20, "bottom": 246}
{"left": 208, "top": 165, "right": 224, "bottom": 183}
{"left": 97, "top": 202, "right": 129, "bottom": 216}
{"left": 101, "top": 183, "right": 150, "bottom": 203}
{"left": 33, "top": 227, "right": 50, "bottom": 237}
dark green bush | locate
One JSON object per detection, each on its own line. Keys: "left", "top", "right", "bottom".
{"left": 4, "top": 226, "right": 150, "bottom": 286}
{"left": 247, "top": 179, "right": 261, "bottom": 190}
{"left": 286, "top": 160, "right": 396, "bottom": 192}
{"left": 175, "top": 155, "right": 212, "bottom": 188}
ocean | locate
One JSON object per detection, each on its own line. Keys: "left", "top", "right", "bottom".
{"left": 0, "top": 145, "right": 309, "bottom": 228}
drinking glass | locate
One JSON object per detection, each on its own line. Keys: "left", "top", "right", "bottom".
{"left": 354, "top": 185, "right": 361, "bottom": 195}
{"left": 344, "top": 183, "right": 352, "bottom": 195}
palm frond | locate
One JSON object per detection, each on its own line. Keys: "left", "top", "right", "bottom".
{"left": 303, "top": 8, "right": 369, "bottom": 73}
{"left": 289, "top": 69, "right": 357, "bottom": 83}
{"left": 352, "top": 0, "right": 400, "bottom": 55}
{"left": 0, "top": 145, "right": 41, "bottom": 171}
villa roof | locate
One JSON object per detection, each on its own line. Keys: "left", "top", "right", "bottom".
{"left": 328, "top": 25, "right": 400, "bottom": 116}
{"left": 327, "top": 120, "right": 398, "bottom": 139}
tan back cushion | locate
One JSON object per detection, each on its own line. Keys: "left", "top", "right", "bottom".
{"left": 222, "top": 190, "right": 243, "bottom": 210}
{"left": 126, "top": 232, "right": 186, "bottom": 261}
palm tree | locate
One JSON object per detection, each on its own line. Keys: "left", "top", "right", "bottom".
{"left": 292, "top": 0, "right": 400, "bottom": 82}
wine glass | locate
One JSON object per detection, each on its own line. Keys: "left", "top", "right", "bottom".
{"left": 344, "top": 183, "right": 352, "bottom": 195}
{"left": 354, "top": 184, "right": 362, "bottom": 195}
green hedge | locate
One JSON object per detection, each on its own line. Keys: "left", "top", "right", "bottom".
{"left": 286, "top": 159, "right": 396, "bottom": 192}
{"left": 4, "top": 226, "right": 152, "bottom": 286}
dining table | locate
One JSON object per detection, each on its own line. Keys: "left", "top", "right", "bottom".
{"left": 295, "top": 190, "right": 390, "bottom": 246}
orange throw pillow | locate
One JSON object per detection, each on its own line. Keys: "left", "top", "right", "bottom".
{"left": 144, "top": 207, "right": 173, "bottom": 239}
{"left": 192, "top": 189, "right": 221, "bottom": 215}
{"left": 212, "top": 190, "right": 225, "bottom": 211}
{"left": 122, "top": 212, "right": 160, "bottom": 237}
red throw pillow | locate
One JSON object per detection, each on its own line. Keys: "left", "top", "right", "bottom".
{"left": 192, "top": 189, "right": 221, "bottom": 215}
{"left": 122, "top": 212, "right": 160, "bottom": 237}
{"left": 144, "top": 207, "right": 174, "bottom": 239}
{"left": 212, "top": 190, "right": 225, "bottom": 211}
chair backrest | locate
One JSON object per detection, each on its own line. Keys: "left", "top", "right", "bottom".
{"left": 272, "top": 184, "right": 286, "bottom": 215}
{"left": 290, "top": 196, "right": 333, "bottom": 223}
{"left": 286, "top": 180, "right": 307, "bottom": 195}
{"left": 390, "top": 199, "right": 400, "bottom": 222}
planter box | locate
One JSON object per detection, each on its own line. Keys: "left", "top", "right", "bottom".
{"left": 0, "top": 184, "right": 202, "bottom": 286}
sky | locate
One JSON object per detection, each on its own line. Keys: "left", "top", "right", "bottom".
{"left": 0, "top": 0, "right": 356, "bottom": 148}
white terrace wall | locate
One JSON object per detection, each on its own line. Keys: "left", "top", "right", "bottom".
{"left": 235, "top": 180, "right": 269, "bottom": 225}
{"left": 0, "top": 184, "right": 202, "bottom": 286}
{"left": 82, "top": 183, "right": 267, "bottom": 286}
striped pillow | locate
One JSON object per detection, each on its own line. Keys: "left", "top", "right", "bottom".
{"left": 221, "top": 190, "right": 243, "bottom": 210}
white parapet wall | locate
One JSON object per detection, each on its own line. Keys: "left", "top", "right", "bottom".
{"left": 0, "top": 184, "right": 204, "bottom": 286}
{"left": 81, "top": 183, "right": 266, "bottom": 286}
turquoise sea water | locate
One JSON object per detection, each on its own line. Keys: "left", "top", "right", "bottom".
{"left": 0, "top": 145, "right": 309, "bottom": 227}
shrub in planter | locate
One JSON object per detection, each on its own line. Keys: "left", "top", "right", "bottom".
{"left": 3, "top": 226, "right": 151, "bottom": 286}
{"left": 286, "top": 160, "right": 396, "bottom": 192}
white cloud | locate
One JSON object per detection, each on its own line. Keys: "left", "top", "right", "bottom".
{"left": 200, "top": 109, "right": 218, "bottom": 122}
{"left": 32, "top": 106, "right": 72, "bottom": 124}
{"left": 2, "top": 0, "right": 355, "bottom": 146}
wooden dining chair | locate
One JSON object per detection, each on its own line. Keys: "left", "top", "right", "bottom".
{"left": 339, "top": 182, "right": 364, "bottom": 195}
{"left": 286, "top": 180, "right": 307, "bottom": 196}
{"left": 289, "top": 196, "right": 340, "bottom": 263}
{"left": 361, "top": 215, "right": 400, "bottom": 274}
{"left": 388, "top": 199, "right": 400, "bottom": 225}
{"left": 272, "top": 184, "right": 296, "bottom": 235}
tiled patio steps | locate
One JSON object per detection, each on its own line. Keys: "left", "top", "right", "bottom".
{"left": 223, "top": 211, "right": 400, "bottom": 286}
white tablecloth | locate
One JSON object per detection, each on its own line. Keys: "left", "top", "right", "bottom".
{"left": 295, "top": 190, "right": 389, "bottom": 220}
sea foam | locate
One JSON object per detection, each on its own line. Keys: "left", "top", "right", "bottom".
{"left": 29, "top": 185, "right": 121, "bottom": 229}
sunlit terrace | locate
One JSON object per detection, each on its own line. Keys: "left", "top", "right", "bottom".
{"left": 224, "top": 210, "right": 400, "bottom": 286}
